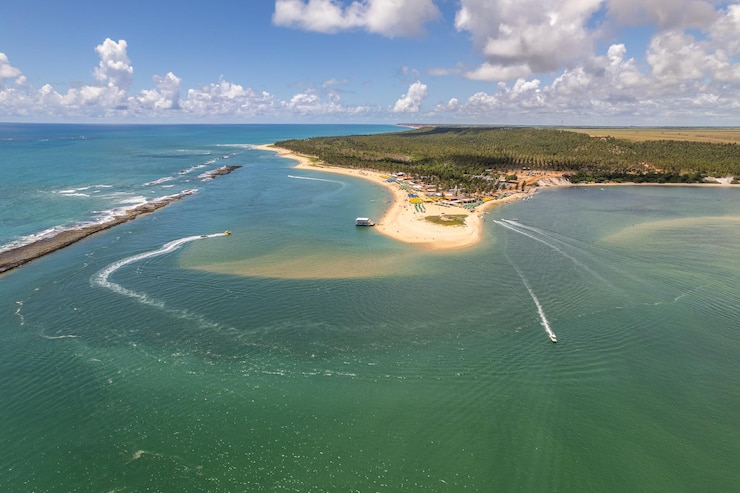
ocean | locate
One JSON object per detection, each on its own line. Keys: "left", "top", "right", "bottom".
{"left": 1, "top": 124, "right": 739, "bottom": 492}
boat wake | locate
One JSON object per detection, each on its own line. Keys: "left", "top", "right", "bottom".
{"left": 92, "top": 233, "right": 228, "bottom": 306}
{"left": 496, "top": 221, "right": 561, "bottom": 342}
{"left": 288, "top": 174, "right": 346, "bottom": 186}
{"left": 494, "top": 219, "right": 611, "bottom": 288}
{"left": 504, "top": 250, "right": 558, "bottom": 343}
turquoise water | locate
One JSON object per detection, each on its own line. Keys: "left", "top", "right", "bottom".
{"left": 1, "top": 125, "right": 739, "bottom": 491}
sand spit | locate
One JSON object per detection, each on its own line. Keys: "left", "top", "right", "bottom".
{"left": 256, "top": 144, "right": 557, "bottom": 250}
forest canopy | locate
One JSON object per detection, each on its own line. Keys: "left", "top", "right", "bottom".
{"left": 275, "top": 127, "right": 739, "bottom": 187}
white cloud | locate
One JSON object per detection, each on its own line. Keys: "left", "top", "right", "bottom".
{"left": 646, "top": 31, "right": 707, "bottom": 86}
{"left": 3, "top": 6, "right": 740, "bottom": 127}
{"left": 438, "top": 97, "right": 460, "bottom": 112}
{"left": 0, "top": 39, "right": 383, "bottom": 121}
{"left": 94, "top": 39, "right": 134, "bottom": 92}
{"left": 452, "top": 0, "right": 737, "bottom": 87}
{"left": 0, "top": 53, "right": 22, "bottom": 82}
{"left": 273, "top": 0, "right": 440, "bottom": 37}
{"left": 33, "top": 38, "right": 137, "bottom": 114}
{"left": 605, "top": 0, "right": 720, "bottom": 30}
{"left": 455, "top": 0, "right": 603, "bottom": 81}
{"left": 392, "top": 80, "right": 428, "bottom": 112}
{"left": 433, "top": 0, "right": 740, "bottom": 123}
{"left": 183, "top": 79, "right": 278, "bottom": 117}
{"left": 465, "top": 62, "right": 532, "bottom": 82}
{"left": 710, "top": 4, "right": 740, "bottom": 55}
{"left": 137, "top": 72, "right": 182, "bottom": 110}
{"left": 284, "top": 87, "right": 378, "bottom": 116}
{"left": 431, "top": 29, "right": 740, "bottom": 125}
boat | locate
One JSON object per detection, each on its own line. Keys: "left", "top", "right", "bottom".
{"left": 549, "top": 333, "right": 558, "bottom": 343}
{"left": 355, "top": 217, "right": 375, "bottom": 227}
{"left": 224, "top": 231, "right": 231, "bottom": 235}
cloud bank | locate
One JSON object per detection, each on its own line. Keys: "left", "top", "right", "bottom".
{"left": 273, "top": 0, "right": 441, "bottom": 37}
{"left": 1, "top": 2, "right": 739, "bottom": 124}
{"left": 0, "top": 39, "right": 379, "bottom": 121}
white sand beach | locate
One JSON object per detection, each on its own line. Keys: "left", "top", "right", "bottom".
{"left": 256, "top": 144, "right": 511, "bottom": 250}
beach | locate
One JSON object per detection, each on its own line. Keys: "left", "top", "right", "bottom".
{"left": 256, "top": 144, "right": 540, "bottom": 250}
{"left": 258, "top": 144, "right": 738, "bottom": 251}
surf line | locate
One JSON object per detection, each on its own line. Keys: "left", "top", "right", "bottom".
{"left": 92, "top": 233, "right": 227, "bottom": 305}
{"left": 503, "top": 249, "right": 558, "bottom": 343}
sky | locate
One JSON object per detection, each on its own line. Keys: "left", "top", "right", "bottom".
{"left": 0, "top": 0, "right": 739, "bottom": 125}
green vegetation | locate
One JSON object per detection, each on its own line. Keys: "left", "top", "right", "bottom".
{"left": 276, "top": 127, "right": 739, "bottom": 187}
{"left": 424, "top": 214, "right": 467, "bottom": 226}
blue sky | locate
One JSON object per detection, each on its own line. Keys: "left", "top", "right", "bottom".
{"left": 1, "top": 0, "right": 738, "bottom": 125}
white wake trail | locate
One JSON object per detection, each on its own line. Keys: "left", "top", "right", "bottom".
{"left": 92, "top": 233, "right": 226, "bottom": 306}
{"left": 288, "top": 174, "right": 345, "bottom": 186}
{"left": 504, "top": 251, "right": 558, "bottom": 343}
{"left": 495, "top": 219, "right": 611, "bottom": 287}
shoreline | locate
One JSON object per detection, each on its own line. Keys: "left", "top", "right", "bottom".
{"left": 0, "top": 166, "right": 241, "bottom": 275}
{"left": 257, "top": 144, "right": 534, "bottom": 250}
{"left": 258, "top": 144, "right": 738, "bottom": 250}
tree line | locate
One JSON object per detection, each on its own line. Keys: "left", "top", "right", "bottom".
{"left": 275, "top": 127, "right": 740, "bottom": 188}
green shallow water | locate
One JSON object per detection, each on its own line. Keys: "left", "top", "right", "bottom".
{"left": 2, "top": 173, "right": 740, "bottom": 491}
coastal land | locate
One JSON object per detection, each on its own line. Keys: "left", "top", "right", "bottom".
{"left": 265, "top": 126, "right": 738, "bottom": 250}
{"left": 256, "top": 144, "right": 560, "bottom": 250}
{"left": 258, "top": 138, "right": 738, "bottom": 251}
{"left": 0, "top": 166, "right": 241, "bottom": 275}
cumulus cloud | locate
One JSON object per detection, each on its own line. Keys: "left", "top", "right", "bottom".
{"left": 464, "top": 62, "right": 533, "bottom": 82}
{"left": 646, "top": 32, "right": 708, "bottom": 86}
{"left": 3, "top": 2, "right": 740, "bottom": 127}
{"left": 433, "top": 28, "right": 740, "bottom": 125}
{"left": 137, "top": 72, "right": 182, "bottom": 110}
{"left": 94, "top": 39, "right": 134, "bottom": 92}
{"left": 431, "top": 2, "right": 740, "bottom": 123}
{"left": 455, "top": 0, "right": 603, "bottom": 81}
{"left": 33, "top": 38, "right": 137, "bottom": 114}
{"left": 183, "top": 79, "right": 279, "bottom": 117}
{"left": 273, "top": 0, "right": 440, "bottom": 37}
{"left": 0, "top": 38, "right": 383, "bottom": 121}
{"left": 447, "top": 0, "right": 740, "bottom": 115}
{"left": 605, "top": 0, "right": 719, "bottom": 30}
{"left": 392, "top": 80, "right": 428, "bottom": 112}
{"left": 0, "top": 53, "right": 22, "bottom": 82}
{"left": 710, "top": 3, "right": 740, "bottom": 55}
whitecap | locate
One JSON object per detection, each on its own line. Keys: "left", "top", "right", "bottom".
{"left": 144, "top": 176, "right": 175, "bottom": 186}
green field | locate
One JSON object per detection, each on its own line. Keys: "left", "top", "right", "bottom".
{"left": 569, "top": 127, "right": 740, "bottom": 144}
